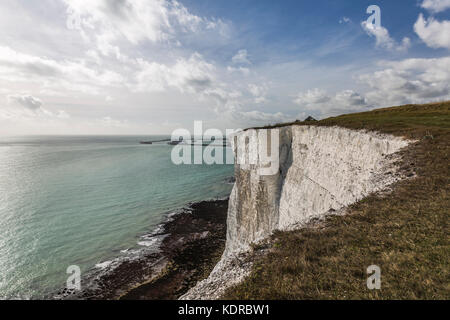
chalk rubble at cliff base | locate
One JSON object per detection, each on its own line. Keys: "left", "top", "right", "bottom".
{"left": 181, "top": 125, "right": 411, "bottom": 300}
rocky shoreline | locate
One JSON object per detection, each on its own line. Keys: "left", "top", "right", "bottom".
{"left": 57, "top": 199, "right": 229, "bottom": 300}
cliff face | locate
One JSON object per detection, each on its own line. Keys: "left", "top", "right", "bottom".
{"left": 225, "top": 125, "right": 409, "bottom": 255}
{"left": 182, "top": 125, "right": 410, "bottom": 300}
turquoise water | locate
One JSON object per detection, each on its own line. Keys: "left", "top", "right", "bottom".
{"left": 0, "top": 136, "right": 234, "bottom": 299}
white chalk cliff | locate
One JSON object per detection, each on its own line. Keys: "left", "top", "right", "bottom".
{"left": 182, "top": 125, "right": 410, "bottom": 300}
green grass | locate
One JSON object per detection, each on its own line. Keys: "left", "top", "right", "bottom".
{"left": 224, "top": 101, "right": 450, "bottom": 300}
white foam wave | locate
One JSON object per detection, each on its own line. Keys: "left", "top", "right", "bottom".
{"left": 95, "top": 260, "right": 113, "bottom": 269}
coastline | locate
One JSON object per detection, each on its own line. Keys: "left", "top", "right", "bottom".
{"left": 56, "top": 198, "right": 229, "bottom": 300}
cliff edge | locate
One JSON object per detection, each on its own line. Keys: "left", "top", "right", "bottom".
{"left": 182, "top": 125, "right": 410, "bottom": 299}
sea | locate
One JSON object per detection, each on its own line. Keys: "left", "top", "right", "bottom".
{"left": 0, "top": 135, "right": 234, "bottom": 299}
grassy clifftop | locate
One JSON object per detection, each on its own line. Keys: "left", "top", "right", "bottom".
{"left": 224, "top": 101, "right": 449, "bottom": 299}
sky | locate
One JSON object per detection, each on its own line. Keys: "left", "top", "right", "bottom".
{"left": 0, "top": 0, "right": 449, "bottom": 135}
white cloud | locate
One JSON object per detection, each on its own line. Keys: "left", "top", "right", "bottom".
{"left": 334, "top": 90, "right": 368, "bottom": 109}
{"left": 294, "top": 88, "right": 370, "bottom": 116}
{"left": 134, "top": 53, "right": 215, "bottom": 94}
{"left": 421, "top": 0, "right": 450, "bottom": 13}
{"left": 227, "top": 66, "right": 250, "bottom": 76}
{"left": 7, "top": 94, "right": 43, "bottom": 111}
{"left": 360, "top": 56, "right": 450, "bottom": 106}
{"left": 294, "top": 56, "right": 450, "bottom": 115}
{"left": 248, "top": 84, "right": 268, "bottom": 104}
{"left": 203, "top": 87, "right": 242, "bottom": 105}
{"left": 0, "top": 46, "right": 124, "bottom": 94}
{"left": 56, "top": 110, "right": 71, "bottom": 119}
{"left": 361, "top": 22, "right": 411, "bottom": 52}
{"left": 2, "top": 1, "right": 449, "bottom": 135}
{"left": 0, "top": 44, "right": 219, "bottom": 103}
{"left": 232, "top": 49, "right": 251, "bottom": 65}
{"left": 3, "top": 94, "right": 70, "bottom": 120}
{"left": 221, "top": 104, "right": 289, "bottom": 127}
{"left": 294, "top": 88, "right": 330, "bottom": 106}
{"left": 63, "top": 0, "right": 226, "bottom": 53}
{"left": 414, "top": 14, "right": 450, "bottom": 50}
{"left": 0, "top": 1, "right": 303, "bottom": 132}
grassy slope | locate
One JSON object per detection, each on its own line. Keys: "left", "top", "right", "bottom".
{"left": 224, "top": 101, "right": 450, "bottom": 300}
